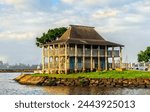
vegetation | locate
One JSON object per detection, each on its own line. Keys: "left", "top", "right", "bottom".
{"left": 36, "top": 27, "right": 67, "bottom": 47}
{"left": 32, "top": 70, "right": 150, "bottom": 79}
{"left": 138, "top": 46, "right": 150, "bottom": 62}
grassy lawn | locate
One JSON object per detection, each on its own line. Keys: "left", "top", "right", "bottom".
{"left": 32, "top": 70, "right": 150, "bottom": 79}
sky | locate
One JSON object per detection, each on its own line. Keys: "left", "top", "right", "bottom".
{"left": 0, "top": 0, "right": 150, "bottom": 65}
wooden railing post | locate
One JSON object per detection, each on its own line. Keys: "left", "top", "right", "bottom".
{"left": 105, "top": 45, "right": 108, "bottom": 70}
{"left": 75, "top": 44, "right": 78, "bottom": 73}
{"left": 83, "top": 45, "right": 85, "bottom": 72}
{"left": 120, "top": 46, "right": 123, "bottom": 68}
{"left": 65, "top": 44, "right": 68, "bottom": 74}
{"left": 112, "top": 46, "right": 115, "bottom": 69}
{"left": 48, "top": 45, "right": 50, "bottom": 74}
{"left": 98, "top": 46, "right": 101, "bottom": 70}
{"left": 91, "top": 45, "right": 93, "bottom": 71}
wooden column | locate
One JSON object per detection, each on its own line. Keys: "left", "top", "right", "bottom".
{"left": 120, "top": 46, "right": 123, "bottom": 68}
{"left": 75, "top": 44, "right": 78, "bottom": 73}
{"left": 98, "top": 45, "right": 101, "bottom": 71}
{"left": 112, "top": 46, "right": 115, "bottom": 69}
{"left": 58, "top": 44, "right": 61, "bottom": 74}
{"left": 82, "top": 45, "right": 85, "bottom": 72}
{"left": 68, "top": 45, "right": 70, "bottom": 73}
{"left": 90, "top": 45, "right": 93, "bottom": 72}
{"left": 65, "top": 44, "right": 68, "bottom": 74}
{"left": 48, "top": 45, "right": 50, "bottom": 74}
{"left": 52, "top": 44, "right": 55, "bottom": 73}
{"left": 105, "top": 45, "right": 108, "bottom": 70}
{"left": 42, "top": 46, "right": 45, "bottom": 73}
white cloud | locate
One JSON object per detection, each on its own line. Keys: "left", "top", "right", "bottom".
{"left": 1, "top": 0, "right": 24, "bottom": 5}
{"left": 0, "top": 0, "right": 31, "bottom": 9}
{"left": 61, "top": 0, "right": 75, "bottom": 4}
{"left": 92, "top": 9, "right": 119, "bottom": 19}
{"left": 124, "top": 14, "right": 144, "bottom": 23}
{"left": 0, "top": 31, "right": 36, "bottom": 40}
{"left": 61, "top": 0, "right": 109, "bottom": 6}
{"left": 0, "top": 55, "right": 8, "bottom": 63}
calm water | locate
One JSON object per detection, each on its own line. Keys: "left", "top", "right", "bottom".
{"left": 1, "top": 73, "right": 150, "bottom": 95}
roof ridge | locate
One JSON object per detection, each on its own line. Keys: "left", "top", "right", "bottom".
{"left": 69, "top": 24, "right": 95, "bottom": 28}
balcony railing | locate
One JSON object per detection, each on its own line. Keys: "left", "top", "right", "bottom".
{"left": 100, "top": 49, "right": 105, "bottom": 57}
{"left": 77, "top": 48, "right": 83, "bottom": 56}
{"left": 69, "top": 48, "right": 75, "bottom": 56}
{"left": 93, "top": 49, "right": 98, "bottom": 56}
{"left": 44, "top": 48, "right": 120, "bottom": 57}
{"left": 108, "top": 50, "right": 119, "bottom": 57}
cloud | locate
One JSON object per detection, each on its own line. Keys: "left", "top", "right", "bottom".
{"left": 61, "top": 0, "right": 75, "bottom": 4}
{"left": 92, "top": 9, "right": 119, "bottom": 19}
{"left": 61, "top": 0, "right": 109, "bottom": 6}
{"left": 0, "top": 31, "right": 36, "bottom": 40}
{"left": 1, "top": 0, "right": 24, "bottom": 5}
{"left": 0, "top": 55, "right": 8, "bottom": 63}
{"left": 0, "top": 0, "right": 29, "bottom": 9}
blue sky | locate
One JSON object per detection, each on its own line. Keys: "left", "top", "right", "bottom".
{"left": 0, "top": 0, "right": 150, "bottom": 64}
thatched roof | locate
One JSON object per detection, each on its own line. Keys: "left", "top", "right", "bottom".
{"left": 47, "top": 25, "right": 124, "bottom": 47}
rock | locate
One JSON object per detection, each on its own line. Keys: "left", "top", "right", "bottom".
{"left": 14, "top": 74, "right": 27, "bottom": 81}
{"left": 123, "top": 80, "right": 128, "bottom": 84}
{"left": 144, "top": 79, "right": 150, "bottom": 85}
{"left": 79, "top": 78, "right": 89, "bottom": 87}
{"left": 137, "top": 84, "right": 146, "bottom": 88}
{"left": 123, "top": 83, "right": 129, "bottom": 87}
{"left": 99, "top": 84, "right": 105, "bottom": 87}
{"left": 90, "top": 80, "right": 96, "bottom": 84}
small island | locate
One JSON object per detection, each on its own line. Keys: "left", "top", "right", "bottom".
{"left": 15, "top": 70, "right": 150, "bottom": 88}
{"left": 15, "top": 25, "right": 150, "bottom": 88}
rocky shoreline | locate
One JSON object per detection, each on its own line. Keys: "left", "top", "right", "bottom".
{"left": 14, "top": 74, "right": 150, "bottom": 88}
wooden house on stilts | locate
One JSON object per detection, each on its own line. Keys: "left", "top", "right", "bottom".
{"left": 42, "top": 25, "right": 124, "bottom": 74}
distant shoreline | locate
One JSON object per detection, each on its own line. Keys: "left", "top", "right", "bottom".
{"left": 0, "top": 69, "right": 36, "bottom": 73}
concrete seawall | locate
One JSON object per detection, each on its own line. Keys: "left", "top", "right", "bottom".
{"left": 15, "top": 74, "right": 150, "bottom": 88}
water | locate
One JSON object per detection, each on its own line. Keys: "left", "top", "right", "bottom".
{"left": 0, "top": 73, "right": 150, "bottom": 95}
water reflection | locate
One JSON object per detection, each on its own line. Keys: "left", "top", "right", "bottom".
{"left": 42, "top": 86, "right": 150, "bottom": 95}
{"left": 1, "top": 73, "right": 150, "bottom": 95}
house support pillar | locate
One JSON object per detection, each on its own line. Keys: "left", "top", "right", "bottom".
{"left": 105, "top": 45, "right": 108, "bottom": 70}
{"left": 112, "top": 46, "right": 115, "bottom": 69}
{"left": 120, "top": 46, "right": 123, "bottom": 68}
{"left": 82, "top": 45, "right": 85, "bottom": 72}
{"left": 52, "top": 45, "right": 55, "bottom": 73}
{"left": 98, "top": 45, "right": 101, "bottom": 71}
{"left": 91, "top": 45, "right": 93, "bottom": 72}
{"left": 48, "top": 45, "right": 50, "bottom": 74}
{"left": 58, "top": 44, "right": 61, "bottom": 74}
{"left": 42, "top": 46, "right": 45, "bottom": 73}
{"left": 75, "top": 44, "right": 78, "bottom": 73}
{"left": 65, "top": 44, "right": 68, "bottom": 74}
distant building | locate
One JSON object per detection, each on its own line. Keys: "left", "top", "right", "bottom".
{"left": 0, "top": 61, "right": 3, "bottom": 65}
{"left": 41, "top": 25, "right": 124, "bottom": 74}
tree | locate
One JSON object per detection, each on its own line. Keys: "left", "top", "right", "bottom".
{"left": 138, "top": 47, "right": 150, "bottom": 62}
{"left": 36, "top": 27, "right": 67, "bottom": 47}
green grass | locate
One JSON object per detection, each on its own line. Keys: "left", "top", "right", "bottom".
{"left": 32, "top": 70, "right": 150, "bottom": 79}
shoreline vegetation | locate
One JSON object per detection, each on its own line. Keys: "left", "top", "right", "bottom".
{"left": 14, "top": 70, "right": 150, "bottom": 88}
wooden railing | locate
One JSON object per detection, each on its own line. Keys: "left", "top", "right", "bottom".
{"left": 44, "top": 48, "right": 120, "bottom": 57}
{"left": 108, "top": 50, "right": 119, "bottom": 57}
